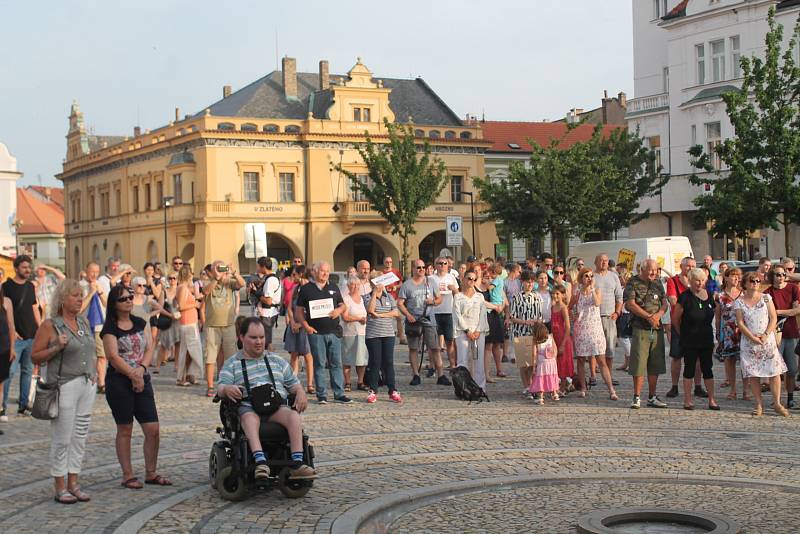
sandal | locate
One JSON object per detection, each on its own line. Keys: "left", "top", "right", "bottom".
{"left": 726, "top": 392, "right": 737, "bottom": 401}
{"left": 121, "top": 477, "right": 143, "bottom": 489}
{"left": 751, "top": 406, "right": 763, "bottom": 416}
{"left": 54, "top": 489, "right": 78, "bottom": 504}
{"left": 206, "top": 387, "right": 216, "bottom": 398}
{"left": 68, "top": 487, "right": 91, "bottom": 502}
{"left": 610, "top": 392, "right": 619, "bottom": 401}
{"left": 357, "top": 383, "right": 369, "bottom": 391}
{"left": 176, "top": 380, "right": 191, "bottom": 387}
{"left": 344, "top": 384, "right": 351, "bottom": 392}
{"left": 496, "top": 372, "right": 508, "bottom": 378}
{"left": 145, "top": 474, "right": 173, "bottom": 486}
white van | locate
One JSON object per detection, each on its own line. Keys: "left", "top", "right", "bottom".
{"left": 567, "top": 236, "right": 694, "bottom": 276}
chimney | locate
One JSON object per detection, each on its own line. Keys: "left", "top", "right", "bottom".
{"left": 175, "top": 107, "right": 180, "bottom": 121}
{"left": 134, "top": 126, "right": 141, "bottom": 137}
{"left": 223, "top": 85, "right": 232, "bottom": 99}
{"left": 618, "top": 91, "right": 627, "bottom": 107}
{"left": 603, "top": 89, "right": 609, "bottom": 100}
{"left": 319, "top": 60, "right": 329, "bottom": 90}
{"left": 282, "top": 56, "right": 297, "bottom": 98}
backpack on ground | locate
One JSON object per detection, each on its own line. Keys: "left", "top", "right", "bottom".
{"left": 451, "top": 366, "right": 489, "bottom": 403}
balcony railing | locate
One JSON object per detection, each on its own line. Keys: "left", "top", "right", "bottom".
{"left": 626, "top": 93, "right": 669, "bottom": 116}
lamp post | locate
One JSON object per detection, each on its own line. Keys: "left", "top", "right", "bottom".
{"left": 461, "top": 191, "right": 476, "bottom": 258}
{"left": 12, "top": 219, "right": 23, "bottom": 258}
{"left": 163, "top": 196, "right": 175, "bottom": 264}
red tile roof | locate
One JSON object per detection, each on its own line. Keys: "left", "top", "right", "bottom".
{"left": 28, "top": 186, "right": 64, "bottom": 209}
{"left": 663, "top": 0, "right": 689, "bottom": 20}
{"left": 16, "top": 187, "right": 64, "bottom": 235}
{"left": 480, "top": 121, "right": 621, "bottom": 154}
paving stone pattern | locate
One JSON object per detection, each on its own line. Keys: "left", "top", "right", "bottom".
{"left": 0, "top": 322, "right": 797, "bottom": 533}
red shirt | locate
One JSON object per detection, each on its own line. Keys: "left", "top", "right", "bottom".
{"left": 666, "top": 274, "right": 688, "bottom": 323}
{"left": 382, "top": 268, "right": 403, "bottom": 299}
{"left": 765, "top": 284, "right": 800, "bottom": 339}
{"left": 282, "top": 277, "right": 297, "bottom": 308}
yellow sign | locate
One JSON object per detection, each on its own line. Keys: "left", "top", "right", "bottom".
{"left": 672, "top": 253, "right": 684, "bottom": 275}
{"left": 617, "top": 249, "right": 636, "bottom": 271}
{"left": 655, "top": 256, "right": 665, "bottom": 269}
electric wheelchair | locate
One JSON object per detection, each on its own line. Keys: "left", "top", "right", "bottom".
{"left": 209, "top": 393, "right": 315, "bottom": 501}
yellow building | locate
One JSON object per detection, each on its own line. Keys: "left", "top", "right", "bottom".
{"left": 59, "top": 58, "right": 497, "bottom": 276}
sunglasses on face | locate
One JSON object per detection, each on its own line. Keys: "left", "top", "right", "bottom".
{"left": 584, "top": 275, "right": 593, "bottom": 279}
{"left": 465, "top": 277, "right": 476, "bottom": 282}
{"left": 415, "top": 266, "right": 425, "bottom": 270}
{"left": 436, "top": 261, "right": 447, "bottom": 265}
{"left": 554, "top": 270, "right": 564, "bottom": 274}
{"left": 168, "top": 276, "right": 177, "bottom": 280}
{"left": 117, "top": 294, "right": 134, "bottom": 303}
{"left": 749, "top": 279, "right": 762, "bottom": 285}
{"left": 775, "top": 273, "right": 787, "bottom": 277}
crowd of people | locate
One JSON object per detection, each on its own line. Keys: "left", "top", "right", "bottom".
{"left": 1, "top": 248, "right": 798, "bottom": 502}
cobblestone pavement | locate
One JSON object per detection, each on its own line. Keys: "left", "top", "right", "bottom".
{"left": 0, "top": 324, "right": 798, "bottom": 533}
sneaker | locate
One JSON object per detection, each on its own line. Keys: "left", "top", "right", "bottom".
{"left": 255, "top": 464, "right": 270, "bottom": 479}
{"left": 647, "top": 396, "right": 668, "bottom": 408}
{"left": 409, "top": 375, "right": 421, "bottom": 386}
{"left": 535, "top": 397, "right": 544, "bottom": 405}
{"left": 16, "top": 407, "right": 30, "bottom": 417}
{"left": 436, "top": 375, "right": 452, "bottom": 386}
{"left": 787, "top": 399, "right": 797, "bottom": 409}
{"left": 366, "top": 391, "right": 377, "bottom": 404}
{"left": 630, "top": 396, "right": 641, "bottom": 409}
{"left": 288, "top": 464, "right": 317, "bottom": 479}
{"left": 335, "top": 396, "right": 353, "bottom": 404}
{"left": 510, "top": 358, "right": 516, "bottom": 364}
{"left": 501, "top": 355, "right": 509, "bottom": 363}
{"left": 588, "top": 377, "right": 597, "bottom": 387}
{"left": 666, "top": 385, "right": 679, "bottom": 398}
{"left": 611, "top": 379, "right": 620, "bottom": 386}
{"left": 0, "top": 409, "right": 7, "bottom": 423}
{"left": 317, "top": 398, "right": 328, "bottom": 405}
{"left": 389, "top": 391, "right": 403, "bottom": 403}
{"left": 694, "top": 386, "right": 708, "bottom": 398}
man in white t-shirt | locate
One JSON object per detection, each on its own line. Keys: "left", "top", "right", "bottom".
{"left": 430, "top": 256, "right": 459, "bottom": 369}
{"left": 250, "top": 257, "right": 282, "bottom": 350}
{"left": 97, "top": 256, "right": 121, "bottom": 296}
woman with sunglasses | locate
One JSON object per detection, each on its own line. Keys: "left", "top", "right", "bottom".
{"left": 175, "top": 265, "right": 203, "bottom": 386}
{"left": 102, "top": 284, "right": 171, "bottom": 488}
{"left": 734, "top": 271, "right": 789, "bottom": 416}
{"left": 453, "top": 269, "right": 490, "bottom": 391}
{"left": 551, "top": 266, "right": 572, "bottom": 306}
{"left": 570, "top": 268, "right": 617, "bottom": 400}
{"left": 715, "top": 268, "right": 745, "bottom": 400}
{"left": 153, "top": 273, "right": 179, "bottom": 372}
{"left": 764, "top": 265, "right": 800, "bottom": 409}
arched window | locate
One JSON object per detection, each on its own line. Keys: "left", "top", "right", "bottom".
{"left": 113, "top": 243, "right": 122, "bottom": 260}
{"left": 444, "top": 130, "right": 456, "bottom": 140}
{"left": 73, "top": 246, "right": 81, "bottom": 277}
{"left": 414, "top": 129, "right": 424, "bottom": 137}
{"left": 91, "top": 244, "right": 100, "bottom": 263}
{"left": 460, "top": 131, "right": 472, "bottom": 139}
{"left": 147, "top": 241, "right": 158, "bottom": 263}
{"left": 429, "top": 130, "right": 441, "bottom": 139}
{"left": 284, "top": 124, "right": 301, "bottom": 133}
{"left": 241, "top": 123, "right": 257, "bottom": 132}
{"left": 217, "top": 122, "right": 235, "bottom": 131}
{"left": 263, "top": 124, "right": 280, "bottom": 133}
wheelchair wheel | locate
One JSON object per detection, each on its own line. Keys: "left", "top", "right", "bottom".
{"left": 217, "top": 466, "right": 248, "bottom": 501}
{"left": 208, "top": 443, "right": 229, "bottom": 489}
{"left": 277, "top": 467, "right": 312, "bottom": 499}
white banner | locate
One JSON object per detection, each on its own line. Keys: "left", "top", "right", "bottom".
{"left": 243, "top": 223, "right": 268, "bottom": 259}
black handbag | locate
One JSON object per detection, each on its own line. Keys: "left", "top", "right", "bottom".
{"left": 240, "top": 356, "right": 283, "bottom": 417}
{"left": 155, "top": 301, "right": 173, "bottom": 331}
{"left": 32, "top": 324, "right": 67, "bottom": 420}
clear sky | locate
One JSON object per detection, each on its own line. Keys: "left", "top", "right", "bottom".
{"left": 0, "top": 0, "right": 633, "bottom": 187}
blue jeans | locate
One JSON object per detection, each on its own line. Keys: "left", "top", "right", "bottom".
{"left": 3, "top": 338, "right": 34, "bottom": 411}
{"left": 307, "top": 333, "right": 345, "bottom": 401}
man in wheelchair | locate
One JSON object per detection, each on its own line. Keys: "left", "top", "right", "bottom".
{"left": 216, "top": 317, "right": 316, "bottom": 480}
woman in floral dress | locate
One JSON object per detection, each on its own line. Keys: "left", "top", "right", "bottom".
{"left": 733, "top": 271, "right": 789, "bottom": 417}
{"left": 570, "top": 268, "right": 616, "bottom": 400}
{"left": 715, "top": 268, "right": 746, "bottom": 400}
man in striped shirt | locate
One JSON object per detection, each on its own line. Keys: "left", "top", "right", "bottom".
{"left": 217, "top": 317, "right": 315, "bottom": 480}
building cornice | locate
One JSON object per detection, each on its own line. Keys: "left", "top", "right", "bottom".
{"left": 660, "top": 0, "right": 777, "bottom": 28}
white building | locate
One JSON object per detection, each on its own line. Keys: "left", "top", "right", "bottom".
{"left": 627, "top": 0, "right": 800, "bottom": 259}
{"left": 0, "top": 143, "right": 22, "bottom": 257}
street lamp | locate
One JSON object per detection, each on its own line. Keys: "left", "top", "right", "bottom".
{"left": 12, "top": 219, "right": 23, "bottom": 258}
{"left": 163, "top": 196, "right": 175, "bottom": 264}
{"left": 461, "top": 191, "right": 476, "bottom": 258}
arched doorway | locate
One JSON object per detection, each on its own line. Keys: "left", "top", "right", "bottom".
{"left": 418, "top": 230, "right": 472, "bottom": 264}
{"left": 333, "top": 233, "right": 400, "bottom": 272}
{"left": 237, "top": 233, "right": 299, "bottom": 274}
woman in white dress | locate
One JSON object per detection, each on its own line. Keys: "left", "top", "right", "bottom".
{"left": 734, "top": 271, "right": 789, "bottom": 417}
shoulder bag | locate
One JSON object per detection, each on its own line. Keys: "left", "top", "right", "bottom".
{"left": 32, "top": 324, "right": 65, "bottom": 420}
{"left": 240, "top": 356, "right": 283, "bottom": 417}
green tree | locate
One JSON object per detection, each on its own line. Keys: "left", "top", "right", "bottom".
{"left": 690, "top": 8, "right": 800, "bottom": 255}
{"left": 336, "top": 119, "right": 447, "bottom": 276}
{"left": 588, "top": 127, "right": 666, "bottom": 240}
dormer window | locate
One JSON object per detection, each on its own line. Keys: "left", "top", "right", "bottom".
{"left": 508, "top": 143, "right": 521, "bottom": 150}
{"left": 353, "top": 107, "right": 371, "bottom": 122}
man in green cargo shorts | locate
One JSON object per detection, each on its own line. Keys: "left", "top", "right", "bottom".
{"left": 623, "top": 259, "right": 669, "bottom": 410}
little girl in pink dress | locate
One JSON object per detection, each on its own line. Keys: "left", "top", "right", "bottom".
{"left": 529, "top": 322, "right": 560, "bottom": 405}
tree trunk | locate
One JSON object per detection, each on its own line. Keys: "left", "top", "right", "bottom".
{"left": 400, "top": 230, "right": 409, "bottom": 279}
{"left": 782, "top": 212, "right": 792, "bottom": 258}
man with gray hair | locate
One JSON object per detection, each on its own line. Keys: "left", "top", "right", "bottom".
{"left": 356, "top": 260, "right": 372, "bottom": 296}
{"left": 295, "top": 261, "right": 351, "bottom": 404}
{"left": 623, "top": 258, "right": 668, "bottom": 409}
{"left": 594, "top": 254, "right": 623, "bottom": 386}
